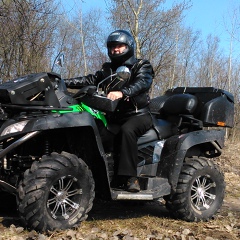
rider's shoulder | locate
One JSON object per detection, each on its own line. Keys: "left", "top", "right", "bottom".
{"left": 133, "top": 59, "right": 152, "bottom": 71}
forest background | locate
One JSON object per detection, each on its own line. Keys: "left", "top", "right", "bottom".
{"left": 0, "top": 0, "right": 239, "bottom": 140}
{"left": 0, "top": 1, "right": 240, "bottom": 239}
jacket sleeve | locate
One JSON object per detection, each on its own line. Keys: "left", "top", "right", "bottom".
{"left": 64, "top": 71, "right": 104, "bottom": 89}
{"left": 121, "top": 60, "right": 154, "bottom": 97}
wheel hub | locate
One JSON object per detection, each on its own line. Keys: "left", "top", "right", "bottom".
{"left": 56, "top": 191, "right": 68, "bottom": 202}
{"left": 47, "top": 176, "right": 82, "bottom": 220}
{"left": 191, "top": 175, "right": 216, "bottom": 211}
{"left": 197, "top": 187, "right": 205, "bottom": 198}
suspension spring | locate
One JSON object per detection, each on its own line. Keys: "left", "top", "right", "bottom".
{"left": 44, "top": 139, "right": 50, "bottom": 155}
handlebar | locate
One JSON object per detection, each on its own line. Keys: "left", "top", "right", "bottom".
{"left": 72, "top": 86, "right": 119, "bottom": 112}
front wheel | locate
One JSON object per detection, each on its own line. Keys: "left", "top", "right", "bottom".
{"left": 165, "top": 157, "right": 225, "bottom": 221}
{"left": 17, "top": 152, "right": 95, "bottom": 232}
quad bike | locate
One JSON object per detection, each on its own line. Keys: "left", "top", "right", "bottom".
{"left": 0, "top": 54, "right": 234, "bottom": 232}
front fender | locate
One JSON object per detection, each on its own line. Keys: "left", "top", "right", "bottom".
{"left": 0, "top": 112, "right": 98, "bottom": 137}
{"left": 158, "top": 129, "right": 225, "bottom": 192}
{"left": 29, "top": 112, "right": 99, "bottom": 130}
{"left": 0, "top": 112, "right": 106, "bottom": 156}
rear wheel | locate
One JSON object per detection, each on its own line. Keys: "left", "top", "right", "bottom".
{"left": 165, "top": 157, "right": 225, "bottom": 221}
{"left": 17, "top": 151, "right": 95, "bottom": 232}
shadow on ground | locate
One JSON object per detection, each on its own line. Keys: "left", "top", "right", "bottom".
{"left": 0, "top": 191, "right": 170, "bottom": 228}
{"left": 88, "top": 198, "right": 170, "bottom": 221}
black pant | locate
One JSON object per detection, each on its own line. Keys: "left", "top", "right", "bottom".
{"left": 115, "top": 113, "right": 153, "bottom": 177}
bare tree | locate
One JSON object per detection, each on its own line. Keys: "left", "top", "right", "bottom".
{"left": 190, "top": 34, "right": 237, "bottom": 93}
{"left": 0, "top": 0, "right": 59, "bottom": 82}
{"left": 56, "top": 6, "right": 108, "bottom": 79}
{"left": 174, "top": 28, "right": 200, "bottom": 87}
{"left": 222, "top": 4, "right": 240, "bottom": 141}
{"left": 106, "top": 0, "right": 191, "bottom": 96}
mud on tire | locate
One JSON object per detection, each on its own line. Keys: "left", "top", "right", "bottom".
{"left": 165, "top": 157, "right": 225, "bottom": 221}
{"left": 17, "top": 151, "right": 95, "bottom": 232}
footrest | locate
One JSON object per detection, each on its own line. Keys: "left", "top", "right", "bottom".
{"left": 111, "top": 177, "right": 171, "bottom": 200}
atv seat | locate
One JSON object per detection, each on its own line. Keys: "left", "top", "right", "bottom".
{"left": 137, "top": 129, "right": 158, "bottom": 145}
{"left": 136, "top": 93, "right": 198, "bottom": 173}
{"left": 150, "top": 93, "right": 198, "bottom": 116}
{"left": 138, "top": 94, "right": 198, "bottom": 145}
{"left": 137, "top": 118, "right": 172, "bottom": 145}
{"left": 161, "top": 93, "right": 198, "bottom": 115}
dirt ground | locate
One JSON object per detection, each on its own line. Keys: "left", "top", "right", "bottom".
{"left": 0, "top": 141, "right": 239, "bottom": 240}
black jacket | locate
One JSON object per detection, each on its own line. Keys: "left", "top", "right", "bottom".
{"left": 65, "top": 57, "right": 154, "bottom": 115}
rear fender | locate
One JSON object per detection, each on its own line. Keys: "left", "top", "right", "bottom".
{"left": 157, "top": 129, "right": 225, "bottom": 192}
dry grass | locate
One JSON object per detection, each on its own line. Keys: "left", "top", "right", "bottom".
{"left": 0, "top": 141, "right": 239, "bottom": 240}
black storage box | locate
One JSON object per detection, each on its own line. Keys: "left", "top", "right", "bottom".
{"left": 166, "top": 87, "right": 235, "bottom": 127}
{"left": 0, "top": 73, "right": 61, "bottom": 107}
{"left": 81, "top": 94, "right": 119, "bottom": 113}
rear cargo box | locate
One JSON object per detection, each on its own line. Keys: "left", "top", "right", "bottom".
{"left": 165, "top": 87, "right": 234, "bottom": 127}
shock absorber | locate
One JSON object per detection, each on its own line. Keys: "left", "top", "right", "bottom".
{"left": 44, "top": 139, "right": 50, "bottom": 155}
{"left": 0, "top": 142, "right": 3, "bottom": 169}
{"left": 0, "top": 143, "right": 10, "bottom": 170}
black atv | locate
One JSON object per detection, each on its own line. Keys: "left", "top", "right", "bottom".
{"left": 0, "top": 54, "right": 234, "bottom": 232}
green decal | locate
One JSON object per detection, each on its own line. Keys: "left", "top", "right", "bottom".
{"left": 52, "top": 103, "right": 107, "bottom": 126}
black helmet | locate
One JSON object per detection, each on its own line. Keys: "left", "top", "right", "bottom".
{"left": 107, "top": 30, "right": 135, "bottom": 64}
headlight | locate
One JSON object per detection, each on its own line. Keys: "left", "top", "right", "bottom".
{"left": 1, "top": 120, "right": 29, "bottom": 136}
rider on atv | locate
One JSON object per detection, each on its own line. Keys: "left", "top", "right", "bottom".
{"left": 64, "top": 29, "right": 154, "bottom": 192}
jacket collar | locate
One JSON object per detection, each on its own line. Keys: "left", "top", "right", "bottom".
{"left": 124, "top": 56, "right": 138, "bottom": 66}
{"left": 111, "top": 56, "right": 138, "bottom": 70}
